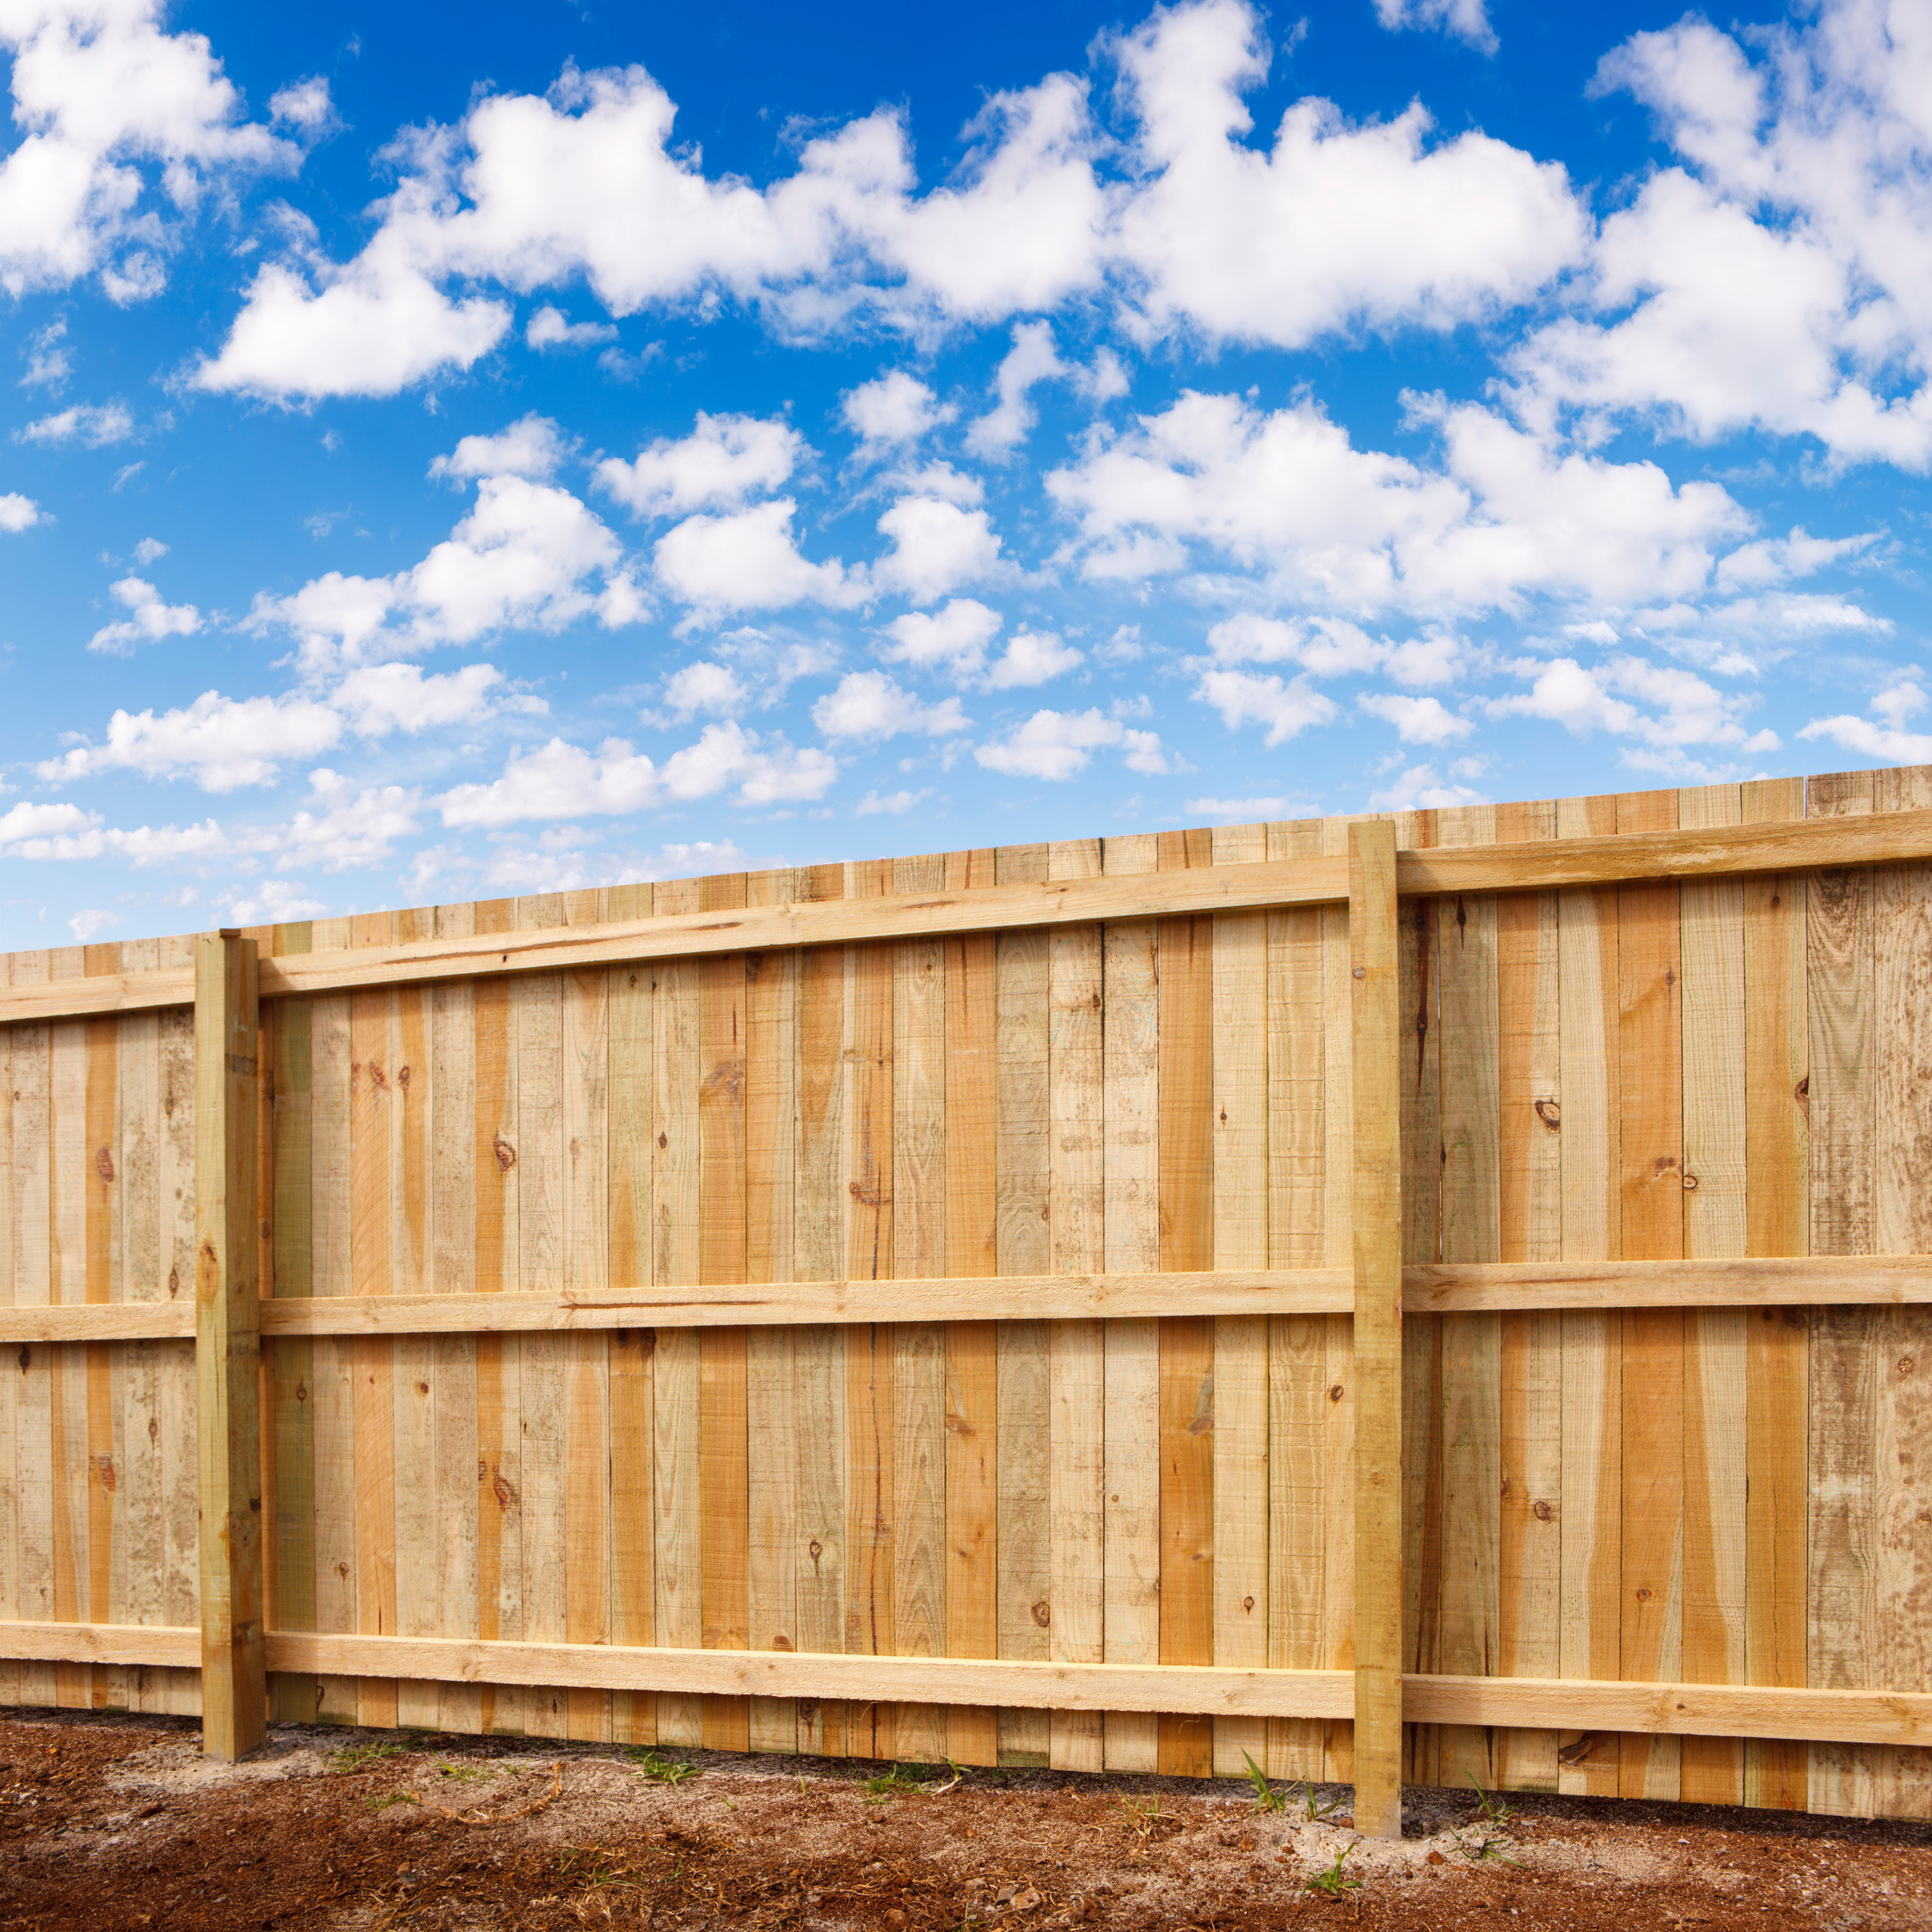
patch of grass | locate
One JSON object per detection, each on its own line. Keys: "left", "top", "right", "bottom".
{"left": 363, "top": 1790, "right": 414, "bottom": 1812}
{"left": 1467, "top": 1773, "right": 1518, "bottom": 1831}
{"left": 1298, "top": 1781, "right": 1347, "bottom": 1823}
{"left": 426, "top": 1759, "right": 494, "bottom": 1786}
{"left": 1303, "top": 1843, "right": 1362, "bottom": 1900}
{"left": 1116, "top": 1796, "right": 1164, "bottom": 1838}
{"left": 332, "top": 1740, "right": 406, "bottom": 1774}
{"left": 1451, "top": 1828, "right": 1523, "bottom": 1868}
{"left": 862, "top": 1764, "right": 932, "bottom": 1803}
{"left": 625, "top": 1747, "right": 700, "bottom": 1785}
{"left": 1241, "top": 1751, "right": 1285, "bottom": 1814}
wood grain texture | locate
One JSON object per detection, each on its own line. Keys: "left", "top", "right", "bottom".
{"left": 1156, "top": 827, "right": 1215, "bottom": 1779}
{"left": 1351, "top": 820, "right": 1404, "bottom": 1839}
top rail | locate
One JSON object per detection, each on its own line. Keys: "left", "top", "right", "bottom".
{"left": 5, "top": 805, "right": 1931, "bottom": 1024}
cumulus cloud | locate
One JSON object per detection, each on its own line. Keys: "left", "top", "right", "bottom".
{"left": 0, "top": 492, "right": 45, "bottom": 531}
{"left": 0, "top": 0, "right": 304, "bottom": 299}
{"left": 87, "top": 574, "right": 200, "bottom": 654}
{"left": 1050, "top": 389, "right": 1751, "bottom": 615}
{"left": 596, "top": 412, "right": 801, "bottom": 518}
{"left": 984, "top": 626, "right": 1083, "bottom": 689}
{"left": 653, "top": 499, "right": 864, "bottom": 621}
{"left": 39, "top": 661, "right": 528, "bottom": 791}
{"left": 880, "top": 597, "right": 1003, "bottom": 679}
{"left": 250, "top": 472, "right": 632, "bottom": 672}
{"left": 188, "top": 0, "right": 1587, "bottom": 400}
{"left": 525, "top": 304, "right": 617, "bottom": 349}
{"left": 872, "top": 494, "right": 1001, "bottom": 604}
{"left": 428, "top": 413, "right": 568, "bottom": 481}
{"left": 16, "top": 401, "right": 133, "bottom": 446}
{"left": 1503, "top": 5, "right": 1932, "bottom": 470}
{"left": 1487, "top": 653, "right": 1779, "bottom": 770}
{"left": 662, "top": 659, "right": 747, "bottom": 719}
{"left": 439, "top": 721, "right": 835, "bottom": 825}
{"left": 1358, "top": 691, "right": 1472, "bottom": 743}
{"left": 810, "top": 670, "right": 969, "bottom": 740}
{"left": 1193, "top": 668, "right": 1339, "bottom": 745}
{"left": 974, "top": 706, "right": 1164, "bottom": 779}
{"left": 843, "top": 370, "right": 953, "bottom": 448}
{"left": 1373, "top": 0, "right": 1495, "bottom": 54}
{"left": 965, "top": 320, "right": 1067, "bottom": 457}
{"left": 1800, "top": 678, "right": 1932, "bottom": 766}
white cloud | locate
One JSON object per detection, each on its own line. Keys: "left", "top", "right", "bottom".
{"left": 1193, "top": 667, "right": 1339, "bottom": 745}
{"left": 880, "top": 598, "right": 1003, "bottom": 679}
{"left": 1373, "top": 0, "right": 1495, "bottom": 54}
{"left": 439, "top": 720, "right": 835, "bottom": 825}
{"left": 16, "top": 401, "right": 133, "bottom": 446}
{"left": 965, "top": 320, "right": 1066, "bottom": 457}
{"left": 856, "top": 786, "right": 935, "bottom": 815}
{"left": 132, "top": 535, "right": 167, "bottom": 564}
{"left": 0, "top": 492, "right": 45, "bottom": 531}
{"left": 428, "top": 413, "right": 568, "bottom": 481}
{"left": 596, "top": 411, "right": 801, "bottom": 518}
{"left": 331, "top": 661, "right": 524, "bottom": 735}
{"left": 984, "top": 626, "right": 1083, "bottom": 689}
{"left": 973, "top": 706, "right": 1163, "bottom": 780}
{"left": 843, "top": 370, "right": 953, "bottom": 448}
{"left": 66, "top": 906, "right": 118, "bottom": 942}
{"left": 20, "top": 316, "right": 69, "bottom": 389}
{"left": 37, "top": 689, "right": 345, "bottom": 791}
{"left": 0, "top": 0, "right": 301, "bottom": 299}
{"left": 1358, "top": 691, "right": 1471, "bottom": 743}
{"left": 1107, "top": 0, "right": 1578, "bottom": 348}
{"left": 525, "top": 304, "right": 618, "bottom": 349}
{"left": 1800, "top": 678, "right": 1932, "bottom": 766}
{"left": 811, "top": 670, "right": 969, "bottom": 740}
{"left": 1369, "top": 762, "right": 1487, "bottom": 810}
{"left": 1711, "top": 526, "right": 1875, "bottom": 592}
{"left": 269, "top": 77, "right": 334, "bottom": 132}
{"left": 251, "top": 474, "right": 629, "bottom": 671}
{"left": 1487, "top": 653, "right": 1779, "bottom": 764}
{"left": 278, "top": 770, "right": 423, "bottom": 869}
{"left": 653, "top": 499, "right": 865, "bottom": 621}
{"left": 87, "top": 574, "right": 200, "bottom": 654}
{"left": 188, "top": 1, "right": 1585, "bottom": 400}
{"left": 873, "top": 494, "right": 1001, "bottom": 604}
{"left": 663, "top": 659, "right": 747, "bottom": 719}
{"left": 1503, "top": 6, "right": 1932, "bottom": 470}
{"left": 227, "top": 880, "right": 328, "bottom": 924}
{"left": 1050, "top": 389, "right": 1749, "bottom": 615}
{"left": 0, "top": 799, "right": 96, "bottom": 844}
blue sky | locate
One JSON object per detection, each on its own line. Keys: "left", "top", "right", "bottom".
{"left": 2, "top": 0, "right": 1929, "bottom": 945}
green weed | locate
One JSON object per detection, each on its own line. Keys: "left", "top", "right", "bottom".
{"left": 331, "top": 1740, "right": 406, "bottom": 1774}
{"left": 625, "top": 1746, "right": 699, "bottom": 1785}
{"left": 1241, "top": 1751, "right": 1285, "bottom": 1814}
{"left": 1303, "top": 1843, "right": 1362, "bottom": 1899}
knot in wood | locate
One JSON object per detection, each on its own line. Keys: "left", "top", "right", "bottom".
{"left": 1031, "top": 1599, "right": 1052, "bottom": 1628}
{"left": 1534, "top": 1099, "right": 1561, "bottom": 1132}
{"left": 94, "top": 1146, "right": 115, "bottom": 1184}
{"left": 493, "top": 1137, "right": 516, "bottom": 1170}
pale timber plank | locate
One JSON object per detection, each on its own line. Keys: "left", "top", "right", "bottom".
{"left": 892, "top": 850, "right": 948, "bottom": 1766}
{"left": 1157, "top": 826, "right": 1216, "bottom": 1779}
{"left": 1210, "top": 822, "right": 1269, "bottom": 1779}
{"left": 1740, "top": 776, "right": 1809, "bottom": 1812}
{"left": 1678, "top": 782, "right": 1748, "bottom": 1806}
{"left": 1102, "top": 831, "right": 1161, "bottom": 1776}
{"left": 1805, "top": 768, "right": 1879, "bottom": 1819}
{"left": 944, "top": 846, "right": 999, "bottom": 1768}
{"left": 996, "top": 842, "right": 1051, "bottom": 1767}
{"left": 1494, "top": 798, "right": 1562, "bottom": 1794}
{"left": 1556, "top": 794, "right": 1622, "bottom": 1797}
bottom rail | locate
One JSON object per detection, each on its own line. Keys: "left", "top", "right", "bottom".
{"left": 0, "top": 1624, "right": 1927, "bottom": 1749}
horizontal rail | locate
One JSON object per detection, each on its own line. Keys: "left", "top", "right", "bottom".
{"left": 6, "top": 807, "right": 1932, "bottom": 1025}
{"left": 3, "top": 1255, "right": 1926, "bottom": 1344}
{"left": 0, "top": 1623, "right": 1926, "bottom": 1745}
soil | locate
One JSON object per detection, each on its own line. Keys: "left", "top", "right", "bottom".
{"left": 1, "top": 1711, "right": 1927, "bottom": 1931}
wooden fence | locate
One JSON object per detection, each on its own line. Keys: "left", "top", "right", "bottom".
{"left": 2, "top": 767, "right": 1930, "bottom": 1827}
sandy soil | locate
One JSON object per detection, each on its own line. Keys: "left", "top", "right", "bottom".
{"left": 1, "top": 1710, "right": 1928, "bottom": 1930}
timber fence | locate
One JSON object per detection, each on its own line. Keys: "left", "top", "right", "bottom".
{"left": 2, "top": 769, "right": 1930, "bottom": 1828}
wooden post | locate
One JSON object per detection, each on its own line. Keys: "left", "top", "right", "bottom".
{"left": 1349, "top": 823, "right": 1403, "bottom": 1837}
{"left": 196, "top": 929, "right": 266, "bottom": 1759}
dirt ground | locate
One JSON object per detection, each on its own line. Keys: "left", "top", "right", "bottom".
{"left": 1, "top": 1711, "right": 1928, "bottom": 1931}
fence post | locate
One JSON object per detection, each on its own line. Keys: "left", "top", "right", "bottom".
{"left": 195, "top": 929, "right": 266, "bottom": 1760}
{"left": 1349, "top": 822, "right": 1403, "bottom": 1837}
